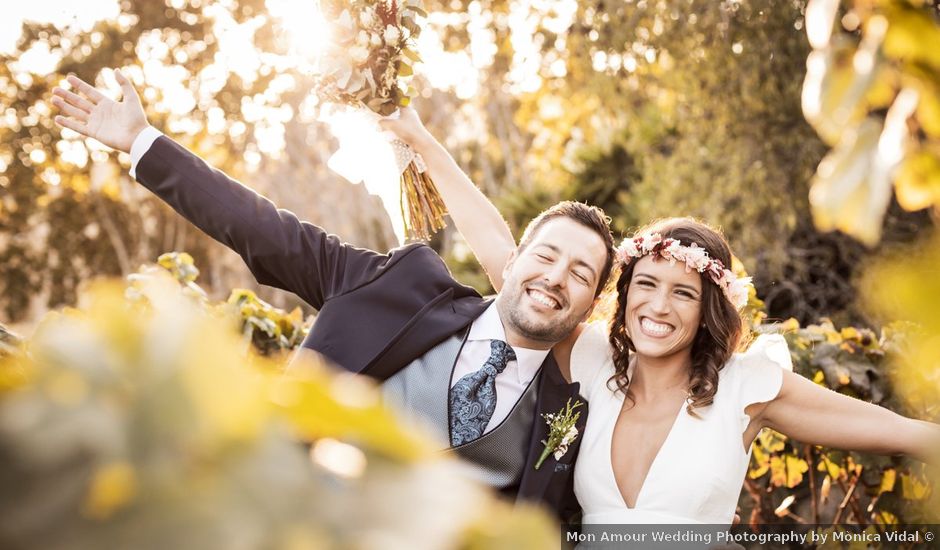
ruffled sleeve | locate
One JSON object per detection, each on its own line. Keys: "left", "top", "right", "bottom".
{"left": 569, "top": 321, "right": 615, "bottom": 399}
{"left": 732, "top": 333, "right": 794, "bottom": 413}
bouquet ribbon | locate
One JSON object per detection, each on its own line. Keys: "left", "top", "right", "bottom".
{"left": 322, "top": 106, "right": 444, "bottom": 242}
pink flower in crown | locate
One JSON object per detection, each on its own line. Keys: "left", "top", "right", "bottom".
{"left": 706, "top": 262, "right": 725, "bottom": 283}
{"left": 682, "top": 243, "right": 710, "bottom": 273}
{"left": 638, "top": 232, "right": 662, "bottom": 254}
{"left": 660, "top": 238, "right": 681, "bottom": 264}
{"left": 726, "top": 273, "right": 753, "bottom": 309}
{"left": 617, "top": 237, "right": 641, "bottom": 262}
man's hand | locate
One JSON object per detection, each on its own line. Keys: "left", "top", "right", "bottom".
{"left": 52, "top": 70, "right": 149, "bottom": 153}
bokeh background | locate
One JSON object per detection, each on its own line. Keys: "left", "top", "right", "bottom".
{"left": 1, "top": 0, "right": 939, "bottom": 548}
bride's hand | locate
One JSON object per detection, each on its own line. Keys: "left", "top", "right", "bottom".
{"left": 52, "top": 70, "right": 149, "bottom": 153}
{"left": 379, "top": 107, "right": 433, "bottom": 151}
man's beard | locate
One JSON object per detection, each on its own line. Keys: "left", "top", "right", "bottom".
{"left": 498, "top": 283, "right": 585, "bottom": 345}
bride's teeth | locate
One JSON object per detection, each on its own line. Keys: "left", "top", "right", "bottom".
{"left": 641, "top": 318, "right": 673, "bottom": 335}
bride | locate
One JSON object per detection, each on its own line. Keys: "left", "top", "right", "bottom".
{"left": 382, "top": 108, "right": 940, "bottom": 524}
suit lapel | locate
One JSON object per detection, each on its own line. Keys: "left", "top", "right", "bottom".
{"left": 364, "top": 292, "right": 490, "bottom": 381}
{"left": 517, "top": 353, "right": 584, "bottom": 501}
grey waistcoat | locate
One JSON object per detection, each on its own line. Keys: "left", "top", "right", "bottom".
{"left": 381, "top": 330, "right": 541, "bottom": 489}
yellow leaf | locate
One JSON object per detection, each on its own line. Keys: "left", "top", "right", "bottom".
{"left": 874, "top": 510, "right": 899, "bottom": 526}
{"left": 809, "top": 117, "right": 895, "bottom": 246}
{"left": 272, "top": 360, "right": 435, "bottom": 463}
{"left": 749, "top": 443, "right": 770, "bottom": 479}
{"left": 880, "top": 468, "right": 897, "bottom": 494}
{"left": 182, "top": 321, "right": 272, "bottom": 443}
{"left": 818, "top": 456, "right": 844, "bottom": 479}
{"left": 901, "top": 472, "right": 931, "bottom": 500}
{"left": 883, "top": 4, "right": 940, "bottom": 71}
{"left": 770, "top": 457, "right": 787, "bottom": 487}
{"left": 82, "top": 461, "right": 138, "bottom": 520}
{"left": 863, "top": 65, "right": 899, "bottom": 110}
{"left": 894, "top": 148, "right": 940, "bottom": 211}
{"left": 757, "top": 429, "right": 787, "bottom": 453}
{"left": 802, "top": 43, "right": 879, "bottom": 146}
{"left": 916, "top": 84, "right": 940, "bottom": 138}
{"left": 786, "top": 455, "right": 810, "bottom": 488}
{"left": 813, "top": 369, "right": 826, "bottom": 386}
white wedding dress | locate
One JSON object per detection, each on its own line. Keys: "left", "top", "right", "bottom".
{"left": 570, "top": 322, "right": 793, "bottom": 525}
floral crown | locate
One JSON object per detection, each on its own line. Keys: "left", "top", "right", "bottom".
{"left": 615, "top": 232, "right": 753, "bottom": 309}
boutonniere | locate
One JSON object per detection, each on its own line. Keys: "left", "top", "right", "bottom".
{"left": 534, "top": 398, "right": 583, "bottom": 470}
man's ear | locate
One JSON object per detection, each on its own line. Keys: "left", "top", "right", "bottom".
{"left": 501, "top": 248, "right": 520, "bottom": 280}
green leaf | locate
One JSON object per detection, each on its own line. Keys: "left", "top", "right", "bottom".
{"left": 401, "top": 48, "right": 422, "bottom": 63}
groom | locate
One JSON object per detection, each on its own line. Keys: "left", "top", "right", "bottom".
{"left": 51, "top": 71, "right": 615, "bottom": 520}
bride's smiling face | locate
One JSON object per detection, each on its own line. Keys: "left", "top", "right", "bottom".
{"left": 625, "top": 256, "right": 703, "bottom": 359}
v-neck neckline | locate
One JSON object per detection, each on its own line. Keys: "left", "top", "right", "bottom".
{"left": 608, "top": 394, "right": 687, "bottom": 510}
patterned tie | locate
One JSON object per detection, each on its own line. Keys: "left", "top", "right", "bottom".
{"left": 449, "top": 340, "right": 517, "bottom": 446}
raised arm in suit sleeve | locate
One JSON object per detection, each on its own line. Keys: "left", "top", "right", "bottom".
{"left": 134, "top": 134, "right": 390, "bottom": 309}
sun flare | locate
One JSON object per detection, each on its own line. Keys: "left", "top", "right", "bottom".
{"left": 266, "top": 0, "right": 330, "bottom": 63}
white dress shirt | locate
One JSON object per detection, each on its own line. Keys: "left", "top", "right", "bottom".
{"left": 451, "top": 303, "right": 548, "bottom": 435}
{"left": 129, "top": 129, "right": 548, "bottom": 433}
{"left": 129, "top": 126, "right": 163, "bottom": 178}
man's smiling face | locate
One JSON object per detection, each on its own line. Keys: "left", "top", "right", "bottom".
{"left": 496, "top": 217, "right": 608, "bottom": 349}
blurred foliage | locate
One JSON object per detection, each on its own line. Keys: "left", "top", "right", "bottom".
{"left": 863, "top": 230, "right": 940, "bottom": 519}
{"left": 0, "top": 323, "right": 20, "bottom": 359}
{"left": 0, "top": 272, "right": 556, "bottom": 549}
{"left": 227, "top": 289, "right": 309, "bottom": 358}
{"left": 864, "top": 233, "right": 940, "bottom": 422}
{"left": 742, "top": 317, "right": 937, "bottom": 533}
{"left": 127, "top": 252, "right": 312, "bottom": 359}
{"left": 803, "top": 0, "right": 940, "bottom": 246}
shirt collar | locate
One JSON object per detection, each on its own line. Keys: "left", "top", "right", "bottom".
{"left": 468, "top": 303, "right": 550, "bottom": 384}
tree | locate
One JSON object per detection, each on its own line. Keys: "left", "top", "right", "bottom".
{"left": 1, "top": 0, "right": 395, "bottom": 325}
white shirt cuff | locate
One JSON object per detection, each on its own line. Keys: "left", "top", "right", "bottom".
{"left": 129, "top": 126, "right": 164, "bottom": 179}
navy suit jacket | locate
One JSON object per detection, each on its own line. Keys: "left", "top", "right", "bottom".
{"left": 135, "top": 135, "right": 588, "bottom": 520}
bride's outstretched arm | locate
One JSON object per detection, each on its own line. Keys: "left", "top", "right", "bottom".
{"left": 380, "top": 108, "right": 515, "bottom": 291}
{"left": 757, "top": 370, "right": 940, "bottom": 463}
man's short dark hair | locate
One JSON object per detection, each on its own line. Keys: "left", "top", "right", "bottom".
{"left": 518, "top": 201, "right": 615, "bottom": 298}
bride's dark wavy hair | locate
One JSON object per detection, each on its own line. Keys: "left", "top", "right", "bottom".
{"left": 608, "top": 218, "right": 744, "bottom": 416}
